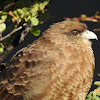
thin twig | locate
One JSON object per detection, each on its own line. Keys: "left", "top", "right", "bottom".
{"left": 93, "top": 29, "right": 100, "bottom": 31}
{"left": 19, "top": 23, "right": 33, "bottom": 42}
{"left": 2, "top": 41, "right": 7, "bottom": 50}
{"left": 0, "top": 23, "right": 27, "bottom": 42}
{"left": 3, "top": 2, "right": 15, "bottom": 10}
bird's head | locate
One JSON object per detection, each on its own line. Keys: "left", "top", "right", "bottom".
{"left": 44, "top": 20, "right": 98, "bottom": 46}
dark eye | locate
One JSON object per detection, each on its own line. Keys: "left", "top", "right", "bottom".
{"left": 72, "top": 31, "right": 79, "bottom": 36}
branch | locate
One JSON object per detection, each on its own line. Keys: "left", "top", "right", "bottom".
{"left": 3, "top": 2, "right": 15, "bottom": 10}
{"left": 93, "top": 29, "right": 100, "bottom": 31}
{"left": 19, "top": 23, "right": 33, "bottom": 42}
{"left": 65, "top": 13, "right": 100, "bottom": 23}
{"left": 0, "top": 23, "right": 27, "bottom": 42}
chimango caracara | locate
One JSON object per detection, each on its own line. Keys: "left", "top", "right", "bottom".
{"left": 0, "top": 20, "right": 98, "bottom": 100}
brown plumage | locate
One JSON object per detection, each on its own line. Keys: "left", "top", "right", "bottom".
{"left": 0, "top": 20, "right": 98, "bottom": 100}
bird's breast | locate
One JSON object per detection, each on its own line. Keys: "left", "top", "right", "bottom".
{"left": 42, "top": 44, "right": 95, "bottom": 100}
{"left": 24, "top": 43, "right": 95, "bottom": 100}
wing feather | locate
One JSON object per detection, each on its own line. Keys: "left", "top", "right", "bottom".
{"left": 0, "top": 37, "right": 52, "bottom": 100}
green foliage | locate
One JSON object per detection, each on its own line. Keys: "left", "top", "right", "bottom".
{"left": 0, "top": 0, "right": 50, "bottom": 32}
{"left": 30, "top": 17, "right": 39, "bottom": 26}
{"left": 0, "top": 0, "right": 50, "bottom": 54}
{"left": 11, "top": 0, "right": 50, "bottom": 23}
{"left": 86, "top": 88, "right": 100, "bottom": 100}
{"left": 94, "top": 81, "right": 100, "bottom": 86}
{"left": 0, "top": 11, "right": 7, "bottom": 32}
{"left": 0, "top": 11, "right": 7, "bottom": 24}
{"left": 86, "top": 75, "right": 100, "bottom": 100}
{"left": 30, "top": 27, "right": 41, "bottom": 36}
{"left": 98, "top": 73, "right": 100, "bottom": 77}
{"left": 0, "top": 43, "right": 4, "bottom": 53}
{"left": 0, "top": 23, "right": 6, "bottom": 32}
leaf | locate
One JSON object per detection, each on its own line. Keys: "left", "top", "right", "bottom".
{"left": 30, "top": 27, "right": 41, "bottom": 36}
{"left": 95, "top": 96, "right": 100, "bottom": 100}
{"left": 43, "top": 0, "right": 50, "bottom": 7}
{"left": 13, "top": 11, "right": 19, "bottom": 21}
{"left": 86, "top": 98, "right": 91, "bottom": 100}
{"left": 98, "top": 73, "right": 100, "bottom": 77}
{"left": 96, "top": 91, "right": 100, "bottom": 96}
{"left": 13, "top": 11, "right": 18, "bottom": 17}
{"left": 0, "top": 15, "right": 7, "bottom": 23}
{"left": 0, "top": 47, "right": 4, "bottom": 53}
{"left": 24, "top": 16, "right": 31, "bottom": 22}
{"left": 1, "top": 15, "right": 7, "bottom": 21}
{"left": 30, "top": 8, "right": 38, "bottom": 16}
{"left": 0, "top": 19, "right": 4, "bottom": 24}
{"left": 94, "top": 81, "right": 100, "bottom": 86}
{"left": 0, "top": 23, "right": 6, "bottom": 32}
{"left": 30, "top": 17, "right": 39, "bottom": 26}
{"left": 32, "top": 1, "right": 40, "bottom": 9}
{"left": 17, "top": 9, "right": 24, "bottom": 18}
{"left": 22, "top": 7, "right": 30, "bottom": 17}
{"left": 0, "top": 11, "right": 7, "bottom": 15}
{"left": 0, "top": 43, "right": 4, "bottom": 53}
{"left": 39, "top": 0, "right": 50, "bottom": 11}
{"left": 22, "top": 7, "right": 28, "bottom": 13}
{"left": 86, "top": 92, "right": 93, "bottom": 100}
{"left": 39, "top": 3, "right": 44, "bottom": 11}
{"left": 31, "top": 2, "right": 39, "bottom": 12}
{"left": 0, "top": 11, "right": 2, "bottom": 14}
{"left": 0, "top": 43, "right": 4, "bottom": 48}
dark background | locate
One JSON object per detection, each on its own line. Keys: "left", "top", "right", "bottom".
{"left": 2, "top": 0, "right": 100, "bottom": 91}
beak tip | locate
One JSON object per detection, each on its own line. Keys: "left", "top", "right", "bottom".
{"left": 96, "top": 37, "right": 98, "bottom": 41}
{"left": 82, "top": 30, "right": 98, "bottom": 40}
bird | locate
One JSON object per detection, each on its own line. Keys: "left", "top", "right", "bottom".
{"left": 0, "top": 20, "right": 98, "bottom": 100}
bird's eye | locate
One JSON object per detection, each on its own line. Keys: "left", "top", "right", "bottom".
{"left": 72, "top": 31, "right": 79, "bottom": 36}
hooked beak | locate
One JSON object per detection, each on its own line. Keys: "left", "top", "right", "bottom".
{"left": 81, "top": 30, "right": 98, "bottom": 40}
